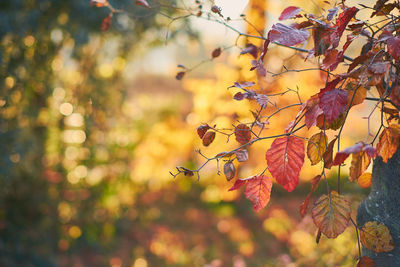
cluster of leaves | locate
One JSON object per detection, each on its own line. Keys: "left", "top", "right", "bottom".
{"left": 169, "top": 0, "right": 400, "bottom": 265}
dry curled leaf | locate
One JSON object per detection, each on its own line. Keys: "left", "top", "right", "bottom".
{"left": 311, "top": 191, "right": 351, "bottom": 238}
{"left": 202, "top": 131, "right": 215, "bottom": 146}
{"left": 360, "top": 221, "right": 394, "bottom": 253}
{"left": 223, "top": 161, "right": 235, "bottom": 181}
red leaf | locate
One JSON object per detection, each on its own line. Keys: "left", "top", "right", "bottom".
{"left": 244, "top": 175, "right": 272, "bottom": 212}
{"left": 368, "top": 61, "right": 390, "bottom": 74}
{"left": 333, "top": 142, "right": 376, "bottom": 166}
{"left": 266, "top": 136, "right": 305, "bottom": 192}
{"left": 101, "top": 13, "right": 113, "bottom": 31}
{"left": 319, "top": 89, "right": 348, "bottom": 123}
{"left": 135, "top": 0, "right": 150, "bottom": 8}
{"left": 357, "top": 256, "right": 374, "bottom": 267}
{"left": 330, "top": 7, "right": 359, "bottom": 48}
{"left": 228, "top": 179, "right": 246, "bottom": 191}
{"left": 202, "top": 131, "right": 215, "bottom": 146}
{"left": 251, "top": 59, "right": 266, "bottom": 76}
{"left": 300, "top": 175, "right": 321, "bottom": 217}
{"left": 279, "top": 6, "right": 302, "bottom": 21}
{"left": 197, "top": 124, "right": 211, "bottom": 139}
{"left": 235, "top": 124, "right": 251, "bottom": 145}
{"left": 268, "top": 23, "right": 310, "bottom": 46}
{"left": 387, "top": 36, "right": 400, "bottom": 60}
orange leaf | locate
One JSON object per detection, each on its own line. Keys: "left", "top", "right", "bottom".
{"left": 235, "top": 124, "right": 251, "bottom": 145}
{"left": 376, "top": 125, "right": 400, "bottom": 163}
{"left": 358, "top": 172, "right": 372, "bottom": 188}
{"left": 91, "top": 0, "right": 107, "bottom": 7}
{"left": 311, "top": 191, "right": 351, "bottom": 238}
{"left": 266, "top": 136, "right": 305, "bottom": 192}
{"left": 300, "top": 175, "right": 321, "bottom": 217}
{"left": 349, "top": 151, "right": 371, "bottom": 182}
{"left": 360, "top": 221, "right": 394, "bottom": 253}
{"left": 244, "top": 175, "right": 272, "bottom": 212}
{"left": 307, "top": 132, "right": 328, "bottom": 165}
{"left": 357, "top": 256, "right": 374, "bottom": 267}
{"left": 202, "top": 131, "right": 215, "bottom": 146}
{"left": 347, "top": 85, "right": 367, "bottom": 107}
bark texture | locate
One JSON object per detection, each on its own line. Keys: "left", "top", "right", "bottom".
{"left": 357, "top": 146, "right": 400, "bottom": 266}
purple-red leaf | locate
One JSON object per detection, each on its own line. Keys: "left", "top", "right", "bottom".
{"left": 279, "top": 6, "right": 302, "bottom": 21}
{"left": 268, "top": 23, "right": 310, "bottom": 46}
{"left": 319, "top": 89, "right": 348, "bottom": 123}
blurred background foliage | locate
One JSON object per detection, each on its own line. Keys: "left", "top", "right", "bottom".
{"left": 0, "top": 0, "right": 375, "bottom": 266}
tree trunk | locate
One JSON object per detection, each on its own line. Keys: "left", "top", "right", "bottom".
{"left": 357, "top": 146, "right": 400, "bottom": 266}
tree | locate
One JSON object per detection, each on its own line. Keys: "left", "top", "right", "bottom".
{"left": 116, "top": 0, "right": 400, "bottom": 266}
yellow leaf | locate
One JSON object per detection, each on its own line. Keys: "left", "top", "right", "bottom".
{"left": 358, "top": 172, "right": 372, "bottom": 188}
{"left": 376, "top": 125, "right": 400, "bottom": 163}
{"left": 311, "top": 191, "right": 351, "bottom": 238}
{"left": 349, "top": 151, "right": 371, "bottom": 182}
{"left": 360, "top": 221, "right": 394, "bottom": 253}
{"left": 307, "top": 132, "right": 328, "bottom": 165}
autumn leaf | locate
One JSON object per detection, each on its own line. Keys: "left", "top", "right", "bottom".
{"left": 244, "top": 175, "right": 272, "bottom": 212}
{"left": 360, "top": 221, "right": 394, "bottom": 253}
{"left": 319, "top": 89, "right": 348, "bottom": 123}
{"left": 330, "top": 7, "right": 359, "bottom": 48}
{"left": 358, "top": 172, "right": 372, "bottom": 188}
{"left": 307, "top": 132, "right": 328, "bottom": 165}
{"left": 268, "top": 23, "right": 310, "bottom": 46}
{"left": 376, "top": 125, "right": 400, "bottom": 163}
{"left": 211, "top": 47, "right": 222, "bottom": 58}
{"left": 347, "top": 85, "right": 367, "bottom": 108}
{"left": 202, "top": 131, "right": 215, "bottom": 146}
{"left": 300, "top": 175, "right": 321, "bottom": 217}
{"left": 349, "top": 151, "right": 371, "bottom": 182}
{"left": 197, "top": 124, "right": 211, "bottom": 139}
{"left": 234, "top": 149, "right": 248, "bottom": 162}
{"left": 240, "top": 44, "right": 258, "bottom": 58}
{"left": 235, "top": 124, "right": 251, "bottom": 145}
{"left": 311, "top": 191, "right": 351, "bottom": 238}
{"left": 333, "top": 142, "right": 376, "bottom": 166}
{"left": 387, "top": 36, "right": 400, "bottom": 60}
{"left": 223, "top": 161, "right": 235, "bottom": 181}
{"left": 228, "top": 178, "right": 246, "bottom": 191}
{"left": 357, "top": 256, "right": 374, "bottom": 267}
{"left": 101, "top": 13, "right": 113, "bottom": 31}
{"left": 279, "top": 6, "right": 301, "bottom": 20}
{"left": 323, "top": 137, "right": 337, "bottom": 169}
{"left": 91, "top": 0, "right": 107, "bottom": 7}
{"left": 266, "top": 136, "right": 305, "bottom": 192}
{"left": 135, "top": 0, "right": 150, "bottom": 8}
